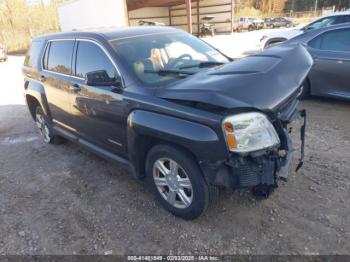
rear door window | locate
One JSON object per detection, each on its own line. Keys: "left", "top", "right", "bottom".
{"left": 309, "top": 28, "right": 350, "bottom": 52}
{"left": 75, "top": 41, "right": 116, "bottom": 79}
{"left": 24, "top": 41, "right": 42, "bottom": 68}
{"left": 46, "top": 40, "right": 75, "bottom": 75}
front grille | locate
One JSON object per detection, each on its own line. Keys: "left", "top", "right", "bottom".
{"left": 277, "top": 91, "right": 300, "bottom": 123}
{"left": 229, "top": 156, "right": 276, "bottom": 188}
{"left": 239, "top": 164, "right": 259, "bottom": 187}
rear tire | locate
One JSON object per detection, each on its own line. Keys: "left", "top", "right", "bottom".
{"left": 35, "top": 106, "right": 63, "bottom": 144}
{"left": 146, "top": 144, "right": 212, "bottom": 220}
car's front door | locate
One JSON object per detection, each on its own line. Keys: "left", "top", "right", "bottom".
{"left": 67, "top": 39, "right": 127, "bottom": 156}
{"left": 308, "top": 28, "right": 350, "bottom": 98}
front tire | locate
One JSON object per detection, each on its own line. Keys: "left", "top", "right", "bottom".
{"left": 146, "top": 144, "right": 211, "bottom": 220}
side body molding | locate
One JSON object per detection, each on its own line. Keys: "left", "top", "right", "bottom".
{"left": 127, "top": 110, "right": 228, "bottom": 177}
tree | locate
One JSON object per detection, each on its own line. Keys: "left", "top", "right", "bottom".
{"left": 285, "top": 0, "right": 350, "bottom": 11}
{"left": 0, "top": 0, "right": 60, "bottom": 52}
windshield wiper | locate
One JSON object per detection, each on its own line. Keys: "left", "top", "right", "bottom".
{"left": 179, "top": 61, "right": 225, "bottom": 69}
{"left": 144, "top": 69, "right": 195, "bottom": 77}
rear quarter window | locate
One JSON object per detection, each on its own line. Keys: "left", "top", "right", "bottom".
{"left": 46, "top": 40, "right": 75, "bottom": 75}
{"left": 24, "top": 41, "right": 43, "bottom": 68}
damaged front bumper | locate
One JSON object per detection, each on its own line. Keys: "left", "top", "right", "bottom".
{"left": 201, "top": 109, "right": 306, "bottom": 192}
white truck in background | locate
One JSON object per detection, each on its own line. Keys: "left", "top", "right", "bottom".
{"left": 57, "top": 0, "right": 128, "bottom": 31}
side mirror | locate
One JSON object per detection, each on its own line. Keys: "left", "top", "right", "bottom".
{"left": 85, "top": 70, "right": 122, "bottom": 88}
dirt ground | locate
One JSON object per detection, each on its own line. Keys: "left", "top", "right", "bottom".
{"left": 0, "top": 56, "right": 349, "bottom": 255}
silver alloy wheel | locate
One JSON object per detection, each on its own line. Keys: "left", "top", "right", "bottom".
{"left": 153, "top": 158, "right": 193, "bottom": 209}
{"left": 36, "top": 113, "right": 51, "bottom": 143}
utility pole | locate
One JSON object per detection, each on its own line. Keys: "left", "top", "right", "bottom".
{"left": 185, "top": 0, "right": 192, "bottom": 34}
{"left": 314, "top": 0, "right": 318, "bottom": 16}
{"left": 231, "top": 0, "right": 234, "bottom": 33}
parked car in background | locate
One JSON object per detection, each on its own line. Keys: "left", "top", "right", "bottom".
{"left": 252, "top": 17, "right": 265, "bottom": 29}
{"left": 232, "top": 19, "right": 240, "bottom": 32}
{"left": 233, "top": 17, "right": 257, "bottom": 32}
{"left": 23, "top": 27, "right": 311, "bottom": 219}
{"left": 280, "top": 23, "right": 350, "bottom": 100}
{"left": 265, "top": 17, "right": 296, "bottom": 28}
{"left": 0, "top": 46, "right": 7, "bottom": 62}
{"left": 139, "top": 20, "right": 165, "bottom": 26}
{"left": 264, "top": 17, "right": 273, "bottom": 27}
{"left": 199, "top": 15, "right": 215, "bottom": 37}
{"left": 260, "top": 11, "right": 350, "bottom": 49}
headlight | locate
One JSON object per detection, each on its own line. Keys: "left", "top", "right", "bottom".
{"left": 222, "top": 112, "right": 280, "bottom": 153}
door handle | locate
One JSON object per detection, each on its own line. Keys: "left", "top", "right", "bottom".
{"left": 70, "top": 84, "right": 81, "bottom": 92}
{"left": 40, "top": 75, "right": 46, "bottom": 82}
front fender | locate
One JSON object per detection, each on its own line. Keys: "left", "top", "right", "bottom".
{"left": 127, "top": 110, "right": 228, "bottom": 173}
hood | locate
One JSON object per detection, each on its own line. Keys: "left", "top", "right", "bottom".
{"left": 266, "top": 28, "right": 303, "bottom": 40}
{"left": 156, "top": 44, "right": 313, "bottom": 113}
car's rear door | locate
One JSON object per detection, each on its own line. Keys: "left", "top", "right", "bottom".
{"left": 308, "top": 28, "right": 350, "bottom": 98}
{"left": 67, "top": 39, "right": 127, "bottom": 156}
{"left": 40, "top": 39, "right": 77, "bottom": 128}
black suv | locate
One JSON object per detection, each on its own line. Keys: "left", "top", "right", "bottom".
{"left": 23, "top": 27, "right": 311, "bottom": 219}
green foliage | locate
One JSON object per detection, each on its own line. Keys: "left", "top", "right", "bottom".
{"left": 285, "top": 0, "right": 350, "bottom": 12}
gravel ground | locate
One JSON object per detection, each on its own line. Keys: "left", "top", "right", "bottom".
{"left": 0, "top": 56, "right": 349, "bottom": 255}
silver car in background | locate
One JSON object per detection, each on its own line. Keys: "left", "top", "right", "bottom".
{"left": 260, "top": 11, "right": 350, "bottom": 49}
{"left": 280, "top": 23, "right": 350, "bottom": 100}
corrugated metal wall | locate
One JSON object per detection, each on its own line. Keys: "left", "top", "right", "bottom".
{"left": 128, "top": 0, "right": 233, "bottom": 34}
{"left": 170, "top": 0, "right": 232, "bottom": 34}
{"left": 128, "top": 7, "right": 170, "bottom": 26}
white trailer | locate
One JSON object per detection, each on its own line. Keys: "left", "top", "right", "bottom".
{"left": 57, "top": 0, "right": 128, "bottom": 31}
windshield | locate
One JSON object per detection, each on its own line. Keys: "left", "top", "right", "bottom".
{"left": 110, "top": 32, "right": 229, "bottom": 86}
{"left": 304, "top": 16, "right": 337, "bottom": 31}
